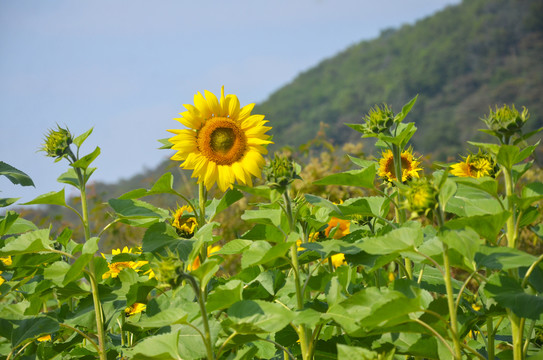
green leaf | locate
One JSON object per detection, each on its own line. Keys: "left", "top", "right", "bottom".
{"left": 439, "top": 229, "right": 483, "bottom": 271}
{"left": 475, "top": 246, "right": 536, "bottom": 271}
{"left": 0, "top": 197, "right": 19, "bottom": 208}
{"left": 445, "top": 211, "right": 510, "bottom": 242}
{"left": 347, "top": 156, "right": 376, "bottom": 169}
{"left": 192, "top": 257, "right": 221, "bottom": 291}
{"left": 43, "top": 261, "right": 71, "bottom": 286}
{"left": 63, "top": 237, "right": 99, "bottom": 285}
{"left": 73, "top": 127, "right": 93, "bottom": 147}
{"left": 468, "top": 141, "right": 501, "bottom": 156}
{"left": 71, "top": 146, "right": 100, "bottom": 170}
{"left": 227, "top": 300, "right": 294, "bottom": 334}
{"left": 240, "top": 224, "right": 284, "bottom": 243}
{"left": 438, "top": 177, "right": 457, "bottom": 211}
{"left": 157, "top": 137, "right": 173, "bottom": 149}
{"left": 377, "top": 122, "right": 417, "bottom": 148}
{"left": 241, "top": 209, "right": 283, "bottom": 228}
{"left": 452, "top": 176, "right": 498, "bottom": 197}
{"left": 142, "top": 222, "right": 192, "bottom": 260}
{"left": 394, "top": 95, "right": 418, "bottom": 123}
{"left": 127, "top": 308, "right": 188, "bottom": 328}
{"left": 148, "top": 172, "right": 176, "bottom": 194}
{"left": 0, "top": 211, "right": 19, "bottom": 236}
{"left": 446, "top": 184, "right": 503, "bottom": 217}
{"left": 22, "top": 189, "right": 66, "bottom": 207}
{"left": 241, "top": 241, "right": 292, "bottom": 268}
{"left": 207, "top": 188, "right": 243, "bottom": 221}
{"left": 497, "top": 145, "right": 520, "bottom": 170}
{"left": 0, "top": 229, "right": 53, "bottom": 256}
{"left": 108, "top": 198, "right": 169, "bottom": 223}
{"left": 0, "top": 161, "right": 34, "bottom": 187}
{"left": 484, "top": 274, "right": 543, "bottom": 320}
{"left": 518, "top": 182, "right": 543, "bottom": 209}
{"left": 337, "top": 344, "right": 379, "bottom": 360}
{"left": 215, "top": 239, "right": 253, "bottom": 255}
{"left": 57, "top": 168, "right": 80, "bottom": 188}
{"left": 11, "top": 316, "right": 59, "bottom": 348}
{"left": 313, "top": 165, "right": 376, "bottom": 189}
{"left": 337, "top": 196, "right": 389, "bottom": 218}
{"left": 206, "top": 280, "right": 243, "bottom": 312}
{"left": 124, "top": 331, "right": 182, "bottom": 359}
{"left": 356, "top": 223, "right": 423, "bottom": 255}
{"left": 304, "top": 194, "right": 341, "bottom": 214}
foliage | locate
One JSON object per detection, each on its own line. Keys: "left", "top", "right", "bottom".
{"left": 1, "top": 94, "right": 542, "bottom": 360}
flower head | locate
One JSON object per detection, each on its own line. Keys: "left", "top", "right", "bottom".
{"left": 102, "top": 247, "right": 153, "bottom": 280}
{"left": 403, "top": 177, "right": 438, "bottom": 215}
{"left": 264, "top": 155, "right": 301, "bottom": 189}
{"left": 324, "top": 217, "right": 351, "bottom": 239}
{"left": 450, "top": 152, "right": 497, "bottom": 178}
{"left": 125, "top": 302, "right": 146, "bottom": 316}
{"left": 362, "top": 104, "right": 395, "bottom": 135}
{"left": 482, "top": 104, "right": 529, "bottom": 140}
{"left": 0, "top": 256, "right": 12, "bottom": 266}
{"left": 168, "top": 87, "right": 273, "bottom": 192}
{"left": 41, "top": 125, "right": 73, "bottom": 159}
{"left": 172, "top": 206, "right": 197, "bottom": 238}
{"left": 378, "top": 148, "right": 422, "bottom": 182}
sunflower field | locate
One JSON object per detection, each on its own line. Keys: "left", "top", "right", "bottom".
{"left": 1, "top": 88, "right": 542, "bottom": 360}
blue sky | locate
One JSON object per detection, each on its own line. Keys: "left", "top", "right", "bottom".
{"left": 0, "top": 0, "right": 461, "bottom": 204}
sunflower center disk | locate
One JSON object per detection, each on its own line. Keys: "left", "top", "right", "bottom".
{"left": 198, "top": 117, "right": 247, "bottom": 165}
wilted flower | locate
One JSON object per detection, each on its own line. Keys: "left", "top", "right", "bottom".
{"left": 41, "top": 125, "right": 73, "bottom": 159}
{"left": 172, "top": 205, "right": 198, "bottom": 238}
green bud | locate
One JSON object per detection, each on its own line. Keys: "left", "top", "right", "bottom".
{"left": 402, "top": 177, "right": 438, "bottom": 215}
{"left": 482, "top": 104, "right": 529, "bottom": 138}
{"left": 264, "top": 155, "right": 301, "bottom": 189}
{"left": 362, "top": 104, "right": 395, "bottom": 135}
{"left": 41, "top": 125, "right": 73, "bottom": 159}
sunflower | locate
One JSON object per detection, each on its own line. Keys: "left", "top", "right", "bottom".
{"left": 102, "top": 247, "right": 154, "bottom": 280}
{"left": 172, "top": 205, "right": 198, "bottom": 238}
{"left": 37, "top": 335, "right": 52, "bottom": 342}
{"left": 450, "top": 154, "right": 496, "bottom": 178}
{"left": 188, "top": 245, "right": 222, "bottom": 271}
{"left": 168, "top": 87, "right": 273, "bottom": 192}
{"left": 0, "top": 256, "right": 12, "bottom": 266}
{"left": 324, "top": 217, "right": 351, "bottom": 239}
{"left": 378, "top": 149, "right": 422, "bottom": 182}
{"left": 125, "top": 302, "right": 146, "bottom": 316}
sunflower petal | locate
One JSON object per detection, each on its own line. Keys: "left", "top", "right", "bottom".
{"left": 205, "top": 90, "right": 222, "bottom": 117}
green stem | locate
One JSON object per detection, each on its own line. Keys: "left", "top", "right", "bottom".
{"left": 198, "top": 183, "right": 208, "bottom": 262}
{"left": 487, "top": 316, "right": 495, "bottom": 360}
{"left": 503, "top": 166, "right": 517, "bottom": 249}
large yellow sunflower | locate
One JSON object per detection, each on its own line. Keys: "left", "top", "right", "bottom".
{"left": 168, "top": 87, "right": 273, "bottom": 192}
{"left": 378, "top": 149, "right": 422, "bottom": 182}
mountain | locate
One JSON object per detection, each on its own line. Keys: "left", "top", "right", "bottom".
{"left": 256, "top": 0, "right": 543, "bottom": 159}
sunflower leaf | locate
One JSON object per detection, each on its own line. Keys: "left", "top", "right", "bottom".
{"left": 0, "top": 161, "right": 35, "bottom": 187}
{"left": 73, "top": 127, "right": 94, "bottom": 148}
{"left": 313, "top": 166, "right": 376, "bottom": 189}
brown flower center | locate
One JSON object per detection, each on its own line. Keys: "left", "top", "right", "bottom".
{"left": 197, "top": 117, "right": 247, "bottom": 165}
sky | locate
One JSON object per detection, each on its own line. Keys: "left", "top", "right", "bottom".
{"left": 0, "top": 0, "right": 461, "bottom": 205}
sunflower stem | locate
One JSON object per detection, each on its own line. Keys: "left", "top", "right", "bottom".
{"left": 198, "top": 183, "right": 208, "bottom": 262}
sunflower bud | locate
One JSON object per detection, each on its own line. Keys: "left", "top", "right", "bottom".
{"left": 482, "top": 104, "right": 529, "bottom": 140}
{"left": 264, "top": 155, "right": 300, "bottom": 189}
{"left": 41, "top": 125, "right": 73, "bottom": 159}
{"left": 402, "top": 177, "right": 438, "bottom": 215}
{"left": 150, "top": 254, "right": 183, "bottom": 286}
{"left": 362, "top": 104, "right": 395, "bottom": 135}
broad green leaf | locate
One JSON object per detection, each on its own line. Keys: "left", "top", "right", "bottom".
{"left": 445, "top": 211, "right": 510, "bottom": 241}
{"left": 57, "top": 168, "right": 80, "bottom": 188}
{"left": 149, "top": 172, "right": 175, "bottom": 194}
{"left": 356, "top": 223, "right": 423, "bottom": 255}
{"left": 215, "top": 239, "right": 253, "bottom": 255}
{"left": 43, "top": 261, "right": 71, "bottom": 286}
{"left": 452, "top": 176, "right": 498, "bottom": 197}
{"left": 127, "top": 308, "right": 188, "bottom": 328}
{"left": 438, "top": 177, "right": 457, "bottom": 211}
{"left": 304, "top": 194, "right": 341, "bottom": 214}
{"left": 497, "top": 145, "right": 521, "bottom": 170}
{"left": 241, "top": 241, "right": 292, "bottom": 268}
{"left": 0, "top": 161, "right": 34, "bottom": 187}
{"left": 475, "top": 246, "right": 536, "bottom": 271}
{"left": 439, "top": 228, "right": 482, "bottom": 271}
{"left": 108, "top": 198, "right": 169, "bottom": 221}
{"left": 71, "top": 146, "right": 100, "bottom": 170}
{"left": 124, "top": 331, "right": 182, "bottom": 359}
{"left": 240, "top": 224, "right": 284, "bottom": 243}
{"left": 347, "top": 156, "right": 376, "bottom": 169}
{"left": 241, "top": 208, "right": 282, "bottom": 228}
{"left": 157, "top": 137, "right": 173, "bottom": 149}
{"left": 22, "top": 189, "right": 66, "bottom": 207}
{"left": 192, "top": 257, "right": 221, "bottom": 291}
{"left": 514, "top": 142, "right": 539, "bottom": 163}
{"left": 337, "top": 344, "right": 379, "bottom": 360}
{"left": 377, "top": 122, "right": 417, "bottom": 148}
{"left": 0, "top": 229, "right": 53, "bottom": 255}
{"left": 292, "top": 308, "right": 322, "bottom": 328}
{"left": 3, "top": 217, "right": 38, "bottom": 235}
{"left": 484, "top": 273, "right": 543, "bottom": 320}
{"left": 206, "top": 280, "right": 243, "bottom": 312}
{"left": 63, "top": 237, "right": 99, "bottom": 285}
{"left": 227, "top": 300, "right": 294, "bottom": 334}
{"left": 313, "top": 165, "right": 376, "bottom": 189}
{"left": 141, "top": 222, "right": 192, "bottom": 259}
{"left": 73, "top": 127, "right": 93, "bottom": 147}
{"left": 11, "top": 316, "right": 59, "bottom": 348}
{"left": 207, "top": 188, "right": 243, "bottom": 220}
{"left": 517, "top": 182, "right": 543, "bottom": 210}
{"left": 468, "top": 141, "right": 501, "bottom": 156}
{"left": 446, "top": 184, "right": 503, "bottom": 217}
{"left": 302, "top": 240, "right": 359, "bottom": 258}
{"left": 337, "top": 196, "right": 389, "bottom": 218}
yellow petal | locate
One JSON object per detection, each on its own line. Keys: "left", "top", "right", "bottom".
{"left": 194, "top": 92, "right": 212, "bottom": 119}
{"left": 204, "top": 90, "right": 222, "bottom": 117}
{"left": 238, "top": 103, "right": 255, "bottom": 121}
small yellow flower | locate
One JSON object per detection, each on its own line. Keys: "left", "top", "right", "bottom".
{"left": 378, "top": 149, "right": 422, "bottom": 182}
{"left": 188, "top": 245, "right": 222, "bottom": 271}
{"left": 172, "top": 206, "right": 198, "bottom": 238}
{"left": 324, "top": 218, "right": 350, "bottom": 239}
{"left": 125, "top": 302, "right": 146, "bottom": 316}
{"left": 102, "top": 247, "right": 153, "bottom": 280}
{"left": 450, "top": 153, "right": 496, "bottom": 178}
{"left": 37, "top": 334, "right": 52, "bottom": 342}
{"left": 0, "top": 256, "right": 12, "bottom": 266}
{"left": 330, "top": 253, "right": 346, "bottom": 268}
{"left": 0, "top": 272, "right": 4, "bottom": 286}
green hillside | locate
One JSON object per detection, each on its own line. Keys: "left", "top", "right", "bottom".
{"left": 256, "top": 0, "right": 543, "bottom": 159}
